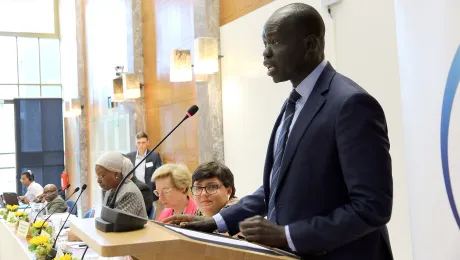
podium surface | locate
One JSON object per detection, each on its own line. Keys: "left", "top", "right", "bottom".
{"left": 71, "top": 218, "right": 297, "bottom": 260}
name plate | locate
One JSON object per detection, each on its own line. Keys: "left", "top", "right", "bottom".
{"left": 17, "top": 220, "right": 31, "bottom": 238}
{"left": 7, "top": 211, "right": 15, "bottom": 221}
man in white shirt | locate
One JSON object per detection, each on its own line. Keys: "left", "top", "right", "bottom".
{"left": 18, "top": 170, "right": 44, "bottom": 204}
{"left": 126, "top": 132, "right": 162, "bottom": 215}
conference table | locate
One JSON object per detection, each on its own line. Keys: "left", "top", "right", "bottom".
{"left": 0, "top": 219, "right": 95, "bottom": 260}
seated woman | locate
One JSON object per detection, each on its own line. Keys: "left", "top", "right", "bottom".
{"left": 191, "top": 162, "right": 238, "bottom": 217}
{"left": 96, "top": 151, "right": 147, "bottom": 219}
{"left": 153, "top": 164, "right": 197, "bottom": 221}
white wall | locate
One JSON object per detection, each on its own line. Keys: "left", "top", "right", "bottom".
{"left": 331, "top": 1, "right": 412, "bottom": 259}
{"left": 394, "top": 0, "right": 460, "bottom": 259}
{"left": 220, "top": 0, "right": 412, "bottom": 259}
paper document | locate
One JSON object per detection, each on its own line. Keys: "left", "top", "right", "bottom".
{"left": 164, "top": 225, "right": 275, "bottom": 254}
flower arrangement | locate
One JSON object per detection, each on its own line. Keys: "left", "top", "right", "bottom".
{"left": 1, "top": 204, "right": 18, "bottom": 219}
{"left": 15, "top": 211, "right": 30, "bottom": 222}
{"left": 54, "top": 253, "right": 80, "bottom": 260}
{"left": 7, "top": 204, "right": 19, "bottom": 212}
{"left": 28, "top": 234, "right": 53, "bottom": 260}
{"left": 30, "top": 220, "right": 53, "bottom": 237}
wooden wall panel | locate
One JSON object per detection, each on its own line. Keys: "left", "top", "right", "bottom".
{"left": 220, "top": 0, "right": 274, "bottom": 26}
{"left": 143, "top": 0, "right": 198, "bottom": 173}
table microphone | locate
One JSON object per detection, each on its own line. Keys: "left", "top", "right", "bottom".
{"left": 37, "top": 186, "right": 79, "bottom": 230}
{"left": 46, "top": 184, "right": 87, "bottom": 260}
{"left": 31, "top": 184, "right": 71, "bottom": 222}
{"left": 96, "top": 105, "right": 199, "bottom": 233}
{"left": 108, "top": 105, "right": 199, "bottom": 209}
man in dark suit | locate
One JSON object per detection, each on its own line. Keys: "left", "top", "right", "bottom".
{"left": 126, "top": 132, "right": 162, "bottom": 207}
{"left": 163, "top": 3, "right": 393, "bottom": 260}
{"left": 130, "top": 175, "right": 154, "bottom": 213}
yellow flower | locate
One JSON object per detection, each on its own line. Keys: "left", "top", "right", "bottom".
{"left": 33, "top": 220, "right": 48, "bottom": 228}
{"left": 15, "top": 211, "right": 26, "bottom": 217}
{"left": 54, "top": 253, "right": 74, "bottom": 260}
{"left": 10, "top": 205, "right": 18, "bottom": 211}
{"left": 29, "top": 235, "right": 49, "bottom": 246}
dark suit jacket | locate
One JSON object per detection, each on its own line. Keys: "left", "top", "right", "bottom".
{"left": 126, "top": 149, "right": 162, "bottom": 201}
{"left": 220, "top": 63, "right": 393, "bottom": 260}
{"left": 131, "top": 175, "right": 154, "bottom": 213}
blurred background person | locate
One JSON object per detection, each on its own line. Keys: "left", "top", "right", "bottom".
{"left": 41, "top": 184, "right": 67, "bottom": 214}
{"left": 18, "top": 170, "right": 44, "bottom": 204}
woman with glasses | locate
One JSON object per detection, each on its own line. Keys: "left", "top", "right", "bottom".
{"left": 191, "top": 162, "right": 238, "bottom": 217}
{"left": 152, "top": 164, "right": 197, "bottom": 221}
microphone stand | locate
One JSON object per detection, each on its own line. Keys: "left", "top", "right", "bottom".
{"left": 46, "top": 185, "right": 87, "bottom": 260}
{"left": 32, "top": 189, "right": 64, "bottom": 223}
{"left": 96, "top": 105, "right": 199, "bottom": 233}
{"left": 108, "top": 106, "right": 198, "bottom": 209}
{"left": 37, "top": 187, "right": 79, "bottom": 233}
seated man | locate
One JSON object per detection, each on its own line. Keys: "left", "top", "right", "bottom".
{"left": 191, "top": 162, "right": 238, "bottom": 217}
{"left": 41, "top": 184, "right": 68, "bottom": 214}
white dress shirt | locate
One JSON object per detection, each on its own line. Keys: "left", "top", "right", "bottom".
{"left": 213, "top": 60, "right": 328, "bottom": 252}
{"left": 135, "top": 150, "right": 147, "bottom": 183}
{"left": 24, "top": 181, "right": 44, "bottom": 202}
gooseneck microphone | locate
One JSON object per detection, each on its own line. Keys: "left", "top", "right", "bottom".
{"left": 96, "top": 105, "right": 199, "bottom": 233}
{"left": 47, "top": 184, "right": 87, "bottom": 260}
{"left": 32, "top": 184, "right": 71, "bottom": 223}
{"left": 37, "top": 186, "right": 80, "bottom": 231}
{"left": 108, "top": 105, "right": 199, "bottom": 209}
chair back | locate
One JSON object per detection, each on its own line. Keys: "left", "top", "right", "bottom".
{"left": 66, "top": 200, "right": 77, "bottom": 215}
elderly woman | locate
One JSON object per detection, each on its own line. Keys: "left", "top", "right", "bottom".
{"left": 96, "top": 151, "right": 147, "bottom": 219}
{"left": 153, "top": 164, "right": 197, "bottom": 221}
{"left": 192, "top": 162, "right": 238, "bottom": 217}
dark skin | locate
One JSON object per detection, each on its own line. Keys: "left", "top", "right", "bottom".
{"left": 42, "top": 184, "right": 58, "bottom": 202}
{"left": 95, "top": 165, "right": 122, "bottom": 191}
{"left": 163, "top": 4, "right": 324, "bottom": 249}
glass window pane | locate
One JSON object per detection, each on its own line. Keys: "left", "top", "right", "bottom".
{"left": 41, "top": 85, "right": 61, "bottom": 98}
{"left": 0, "top": 103, "right": 16, "bottom": 153}
{"left": 18, "top": 37, "right": 40, "bottom": 84}
{"left": 19, "top": 99, "right": 42, "bottom": 152}
{"left": 0, "top": 0, "right": 55, "bottom": 34}
{"left": 19, "top": 85, "right": 40, "bottom": 97}
{"left": 0, "top": 154, "right": 16, "bottom": 168}
{"left": 40, "top": 39, "right": 61, "bottom": 84}
{"left": 0, "top": 85, "right": 18, "bottom": 99}
{"left": 0, "top": 36, "right": 18, "bottom": 84}
{"left": 0, "top": 169, "right": 17, "bottom": 193}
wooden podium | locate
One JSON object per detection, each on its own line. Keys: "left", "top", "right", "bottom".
{"left": 70, "top": 218, "right": 298, "bottom": 260}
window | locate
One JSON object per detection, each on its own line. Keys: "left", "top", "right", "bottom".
{"left": 0, "top": 0, "right": 58, "bottom": 36}
{"left": 0, "top": 36, "right": 61, "bottom": 99}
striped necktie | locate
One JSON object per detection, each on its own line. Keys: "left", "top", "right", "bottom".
{"left": 267, "top": 89, "right": 302, "bottom": 222}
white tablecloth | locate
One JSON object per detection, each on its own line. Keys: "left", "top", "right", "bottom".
{"left": 0, "top": 220, "right": 33, "bottom": 260}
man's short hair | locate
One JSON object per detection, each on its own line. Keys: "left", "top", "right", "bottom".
{"left": 192, "top": 162, "right": 236, "bottom": 198}
{"left": 136, "top": 131, "right": 148, "bottom": 140}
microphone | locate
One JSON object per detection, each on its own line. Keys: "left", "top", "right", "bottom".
{"left": 48, "top": 184, "right": 87, "bottom": 259}
{"left": 32, "top": 184, "right": 71, "bottom": 223}
{"left": 96, "top": 105, "right": 199, "bottom": 233}
{"left": 36, "top": 186, "right": 79, "bottom": 229}
{"left": 108, "top": 105, "right": 199, "bottom": 209}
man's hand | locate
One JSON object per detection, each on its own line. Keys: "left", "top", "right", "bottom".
{"left": 239, "top": 216, "right": 288, "bottom": 248}
{"left": 18, "top": 196, "right": 30, "bottom": 204}
{"left": 161, "top": 215, "right": 218, "bottom": 233}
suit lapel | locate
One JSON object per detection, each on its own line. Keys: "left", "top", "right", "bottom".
{"left": 277, "top": 63, "right": 336, "bottom": 189}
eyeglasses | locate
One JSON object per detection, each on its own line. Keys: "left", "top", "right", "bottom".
{"left": 191, "top": 184, "right": 221, "bottom": 196}
{"left": 153, "top": 187, "right": 173, "bottom": 197}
